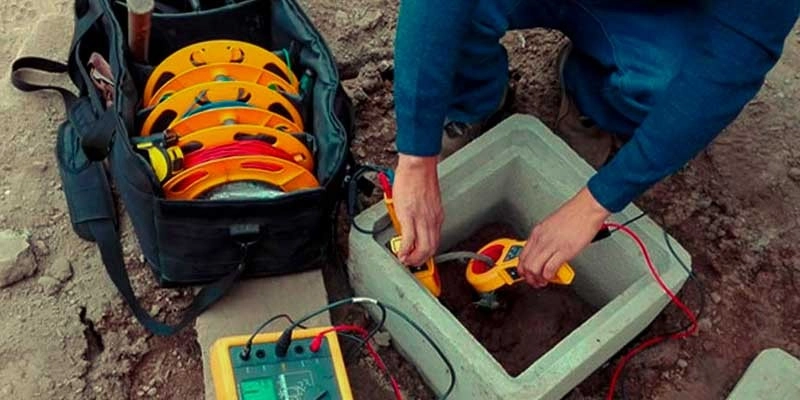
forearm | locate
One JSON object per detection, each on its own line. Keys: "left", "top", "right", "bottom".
{"left": 393, "top": 0, "right": 479, "bottom": 156}
{"left": 588, "top": 1, "right": 799, "bottom": 212}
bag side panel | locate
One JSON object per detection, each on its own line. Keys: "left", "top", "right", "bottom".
{"left": 153, "top": 193, "right": 328, "bottom": 284}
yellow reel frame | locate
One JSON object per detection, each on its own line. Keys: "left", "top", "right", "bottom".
{"left": 162, "top": 155, "right": 319, "bottom": 200}
{"left": 143, "top": 40, "right": 298, "bottom": 104}
{"left": 179, "top": 124, "right": 314, "bottom": 172}
{"left": 140, "top": 81, "right": 304, "bottom": 136}
{"left": 147, "top": 63, "right": 300, "bottom": 107}
{"left": 164, "top": 107, "right": 303, "bottom": 136}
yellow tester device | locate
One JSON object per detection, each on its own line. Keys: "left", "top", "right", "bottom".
{"left": 210, "top": 327, "right": 353, "bottom": 400}
{"left": 389, "top": 235, "right": 442, "bottom": 297}
{"left": 466, "top": 238, "right": 575, "bottom": 293}
{"left": 382, "top": 193, "right": 442, "bottom": 297}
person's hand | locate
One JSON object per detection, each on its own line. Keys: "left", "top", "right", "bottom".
{"left": 519, "top": 187, "right": 610, "bottom": 287}
{"left": 393, "top": 154, "right": 444, "bottom": 266}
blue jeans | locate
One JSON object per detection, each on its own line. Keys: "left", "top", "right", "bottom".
{"left": 448, "top": 0, "right": 695, "bottom": 137}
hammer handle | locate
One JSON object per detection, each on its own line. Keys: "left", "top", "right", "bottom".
{"left": 127, "top": 0, "right": 154, "bottom": 64}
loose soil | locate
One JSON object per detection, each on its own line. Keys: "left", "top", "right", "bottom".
{"left": 437, "top": 222, "right": 598, "bottom": 377}
{"left": 1, "top": 1, "right": 798, "bottom": 399}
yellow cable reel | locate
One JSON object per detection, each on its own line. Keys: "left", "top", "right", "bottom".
{"left": 162, "top": 155, "right": 319, "bottom": 200}
{"left": 147, "top": 63, "right": 300, "bottom": 107}
{"left": 143, "top": 40, "right": 298, "bottom": 105}
{"left": 179, "top": 124, "right": 314, "bottom": 172}
{"left": 140, "top": 81, "right": 304, "bottom": 136}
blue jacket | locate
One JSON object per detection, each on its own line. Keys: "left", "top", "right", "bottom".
{"left": 393, "top": 1, "right": 799, "bottom": 212}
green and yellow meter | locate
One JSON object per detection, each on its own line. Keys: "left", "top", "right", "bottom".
{"left": 210, "top": 327, "right": 353, "bottom": 400}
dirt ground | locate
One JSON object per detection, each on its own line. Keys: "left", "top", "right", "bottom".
{"left": 0, "top": 1, "right": 798, "bottom": 399}
{"left": 436, "top": 222, "right": 598, "bottom": 377}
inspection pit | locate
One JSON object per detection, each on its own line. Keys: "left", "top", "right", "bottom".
{"left": 348, "top": 114, "right": 692, "bottom": 400}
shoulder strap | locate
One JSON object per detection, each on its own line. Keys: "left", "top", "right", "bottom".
{"left": 89, "top": 218, "right": 247, "bottom": 336}
{"left": 12, "top": 57, "right": 119, "bottom": 161}
{"left": 12, "top": 58, "right": 245, "bottom": 336}
{"left": 10, "top": 57, "right": 77, "bottom": 109}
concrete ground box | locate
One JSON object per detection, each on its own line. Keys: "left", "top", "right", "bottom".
{"left": 348, "top": 114, "right": 692, "bottom": 399}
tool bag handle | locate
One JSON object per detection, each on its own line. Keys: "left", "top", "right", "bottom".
{"left": 10, "top": 56, "right": 250, "bottom": 336}
{"left": 10, "top": 57, "right": 78, "bottom": 108}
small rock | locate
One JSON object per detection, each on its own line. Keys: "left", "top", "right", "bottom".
{"left": 146, "top": 387, "right": 156, "bottom": 396}
{"left": 702, "top": 340, "right": 715, "bottom": 352}
{"left": 136, "top": 390, "right": 144, "bottom": 397}
{"left": 0, "top": 230, "right": 35, "bottom": 287}
{"left": 356, "top": 10, "right": 383, "bottom": 30}
{"left": 786, "top": 342, "right": 800, "bottom": 355}
{"left": 352, "top": 88, "right": 369, "bottom": 103}
{"left": 777, "top": 92, "right": 786, "bottom": 99}
{"left": 710, "top": 292, "right": 722, "bottom": 304}
{"left": 788, "top": 167, "right": 800, "bottom": 182}
{"left": 150, "top": 304, "right": 161, "bottom": 316}
{"left": 33, "top": 240, "right": 49, "bottom": 256}
{"left": 677, "top": 359, "right": 689, "bottom": 369}
{"left": 48, "top": 257, "right": 73, "bottom": 283}
{"left": 698, "top": 318, "right": 713, "bottom": 332}
{"left": 372, "top": 331, "right": 392, "bottom": 347}
{"left": 334, "top": 10, "right": 348, "bottom": 26}
{"left": 38, "top": 276, "right": 61, "bottom": 295}
{"left": 32, "top": 161, "right": 48, "bottom": 171}
{"left": 377, "top": 59, "right": 393, "bottom": 74}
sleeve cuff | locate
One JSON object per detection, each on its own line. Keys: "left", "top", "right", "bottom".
{"left": 587, "top": 171, "right": 636, "bottom": 214}
{"left": 394, "top": 111, "right": 444, "bottom": 157}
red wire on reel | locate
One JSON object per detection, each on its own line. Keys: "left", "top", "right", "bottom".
{"left": 182, "top": 140, "right": 295, "bottom": 169}
{"left": 601, "top": 222, "right": 698, "bottom": 400}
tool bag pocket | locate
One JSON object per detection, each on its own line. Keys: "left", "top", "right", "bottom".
{"left": 11, "top": 0, "right": 354, "bottom": 336}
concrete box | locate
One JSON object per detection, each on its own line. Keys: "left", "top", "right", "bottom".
{"left": 347, "top": 114, "right": 692, "bottom": 399}
{"left": 726, "top": 348, "right": 800, "bottom": 400}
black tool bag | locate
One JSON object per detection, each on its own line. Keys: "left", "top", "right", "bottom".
{"left": 10, "top": 0, "right": 355, "bottom": 336}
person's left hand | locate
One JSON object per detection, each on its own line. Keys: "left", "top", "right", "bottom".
{"left": 518, "top": 187, "right": 611, "bottom": 287}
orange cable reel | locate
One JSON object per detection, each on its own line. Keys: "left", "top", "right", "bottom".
{"left": 163, "top": 106, "right": 304, "bottom": 137}
{"left": 178, "top": 124, "right": 314, "bottom": 172}
{"left": 142, "top": 40, "right": 298, "bottom": 105}
{"left": 140, "top": 81, "right": 304, "bottom": 136}
{"left": 162, "top": 155, "right": 319, "bottom": 200}
{"left": 147, "top": 63, "right": 300, "bottom": 107}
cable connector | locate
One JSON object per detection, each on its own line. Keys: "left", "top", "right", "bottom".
{"left": 274, "top": 328, "right": 294, "bottom": 358}
{"left": 592, "top": 227, "right": 612, "bottom": 243}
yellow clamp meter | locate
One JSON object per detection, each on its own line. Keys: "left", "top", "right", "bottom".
{"left": 383, "top": 194, "right": 442, "bottom": 297}
{"left": 389, "top": 235, "right": 442, "bottom": 297}
{"left": 210, "top": 327, "right": 353, "bottom": 400}
{"left": 466, "top": 238, "right": 575, "bottom": 294}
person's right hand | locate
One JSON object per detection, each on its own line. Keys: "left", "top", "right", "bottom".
{"left": 393, "top": 154, "right": 444, "bottom": 266}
